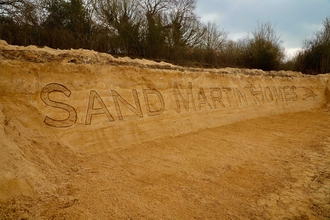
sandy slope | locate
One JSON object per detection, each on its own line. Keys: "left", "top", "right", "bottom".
{"left": 0, "top": 41, "right": 330, "bottom": 219}
{"left": 0, "top": 108, "right": 329, "bottom": 219}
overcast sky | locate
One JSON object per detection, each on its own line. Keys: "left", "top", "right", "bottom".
{"left": 196, "top": 0, "right": 330, "bottom": 59}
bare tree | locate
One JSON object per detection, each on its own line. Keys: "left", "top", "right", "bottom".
{"left": 0, "top": 0, "right": 25, "bottom": 15}
{"left": 201, "top": 21, "right": 227, "bottom": 51}
{"left": 93, "top": 0, "right": 142, "bottom": 55}
{"left": 167, "top": 0, "right": 204, "bottom": 47}
{"left": 138, "top": 0, "right": 170, "bottom": 58}
{"left": 244, "top": 22, "right": 284, "bottom": 70}
{"left": 295, "top": 17, "right": 330, "bottom": 74}
{"left": 140, "top": 0, "right": 169, "bottom": 14}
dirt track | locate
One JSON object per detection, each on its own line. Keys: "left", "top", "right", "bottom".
{"left": 1, "top": 109, "right": 329, "bottom": 219}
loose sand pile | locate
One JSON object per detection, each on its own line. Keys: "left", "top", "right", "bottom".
{"left": 0, "top": 40, "right": 329, "bottom": 219}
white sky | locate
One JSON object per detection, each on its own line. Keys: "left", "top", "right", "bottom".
{"left": 196, "top": 0, "right": 330, "bottom": 59}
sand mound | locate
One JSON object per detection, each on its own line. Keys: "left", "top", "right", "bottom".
{"left": 0, "top": 41, "right": 329, "bottom": 219}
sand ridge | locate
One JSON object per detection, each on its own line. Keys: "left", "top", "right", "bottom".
{"left": 1, "top": 40, "right": 329, "bottom": 153}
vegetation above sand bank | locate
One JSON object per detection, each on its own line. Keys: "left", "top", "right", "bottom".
{"left": 1, "top": 0, "right": 330, "bottom": 73}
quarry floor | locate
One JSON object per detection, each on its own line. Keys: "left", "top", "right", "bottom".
{"left": 1, "top": 109, "right": 330, "bottom": 219}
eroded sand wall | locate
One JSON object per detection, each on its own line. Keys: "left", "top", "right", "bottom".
{"left": 0, "top": 42, "right": 329, "bottom": 153}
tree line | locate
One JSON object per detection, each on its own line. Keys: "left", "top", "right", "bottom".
{"left": 1, "top": 0, "right": 329, "bottom": 74}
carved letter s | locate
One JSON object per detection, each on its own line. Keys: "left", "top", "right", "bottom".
{"left": 40, "top": 83, "right": 77, "bottom": 127}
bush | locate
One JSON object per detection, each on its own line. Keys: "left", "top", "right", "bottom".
{"left": 242, "top": 22, "right": 284, "bottom": 71}
{"left": 295, "top": 18, "right": 330, "bottom": 74}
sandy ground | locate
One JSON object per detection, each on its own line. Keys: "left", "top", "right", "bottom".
{"left": 0, "top": 108, "right": 329, "bottom": 219}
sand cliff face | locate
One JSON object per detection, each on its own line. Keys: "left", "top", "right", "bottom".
{"left": 0, "top": 40, "right": 329, "bottom": 154}
{"left": 0, "top": 41, "right": 330, "bottom": 219}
